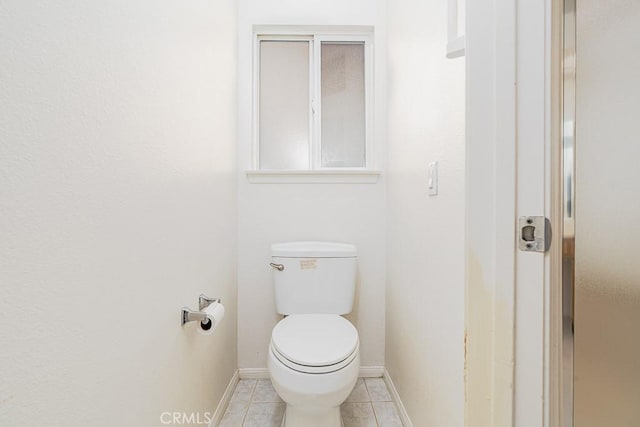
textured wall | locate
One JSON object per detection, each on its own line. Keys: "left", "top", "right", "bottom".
{"left": 236, "top": 0, "right": 387, "bottom": 370}
{"left": 0, "top": 1, "right": 237, "bottom": 425}
{"left": 386, "top": 0, "right": 466, "bottom": 424}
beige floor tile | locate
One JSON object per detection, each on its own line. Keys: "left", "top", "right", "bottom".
{"left": 345, "top": 378, "right": 370, "bottom": 403}
{"left": 252, "top": 379, "right": 283, "bottom": 403}
{"left": 221, "top": 378, "right": 403, "bottom": 427}
{"left": 242, "top": 402, "right": 286, "bottom": 427}
{"left": 231, "top": 379, "right": 257, "bottom": 403}
{"left": 218, "top": 401, "right": 249, "bottom": 427}
{"left": 341, "top": 402, "right": 377, "bottom": 427}
{"left": 364, "top": 378, "right": 392, "bottom": 402}
{"left": 372, "top": 401, "right": 403, "bottom": 427}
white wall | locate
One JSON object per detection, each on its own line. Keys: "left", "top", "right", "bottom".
{"left": 0, "top": 1, "right": 237, "bottom": 425}
{"left": 385, "top": 0, "right": 466, "bottom": 425}
{"left": 237, "top": 0, "right": 387, "bottom": 370}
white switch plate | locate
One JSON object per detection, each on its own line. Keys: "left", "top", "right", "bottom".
{"left": 428, "top": 161, "right": 438, "bottom": 196}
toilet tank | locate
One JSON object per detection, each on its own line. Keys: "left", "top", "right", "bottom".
{"left": 271, "top": 241, "right": 357, "bottom": 315}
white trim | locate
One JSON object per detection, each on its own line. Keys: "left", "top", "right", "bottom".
{"left": 251, "top": 34, "right": 260, "bottom": 170}
{"left": 382, "top": 369, "right": 414, "bottom": 427}
{"left": 238, "top": 366, "right": 385, "bottom": 380}
{"left": 492, "top": 0, "right": 517, "bottom": 424}
{"left": 246, "top": 170, "right": 381, "bottom": 184}
{"left": 358, "top": 366, "right": 384, "bottom": 378}
{"left": 208, "top": 370, "right": 239, "bottom": 427}
{"left": 253, "top": 25, "right": 374, "bottom": 37}
{"left": 365, "top": 34, "right": 375, "bottom": 169}
{"left": 238, "top": 368, "right": 270, "bottom": 380}
{"left": 466, "top": 0, "right": 554, "bottom": 425}
{"left": 447, "top": 0, "right": 465, "bottom": 58}
{"left": 514, "top": 0, "right": 549, "bottom": 424}
{"left": 312, "top": 35, "right": 322, "bottom": 170}
{"left": 256, "top": 35, "right": 313, "bottom": 41}
{"left": 464, "top": 0, "right": 517, "bottom": 424}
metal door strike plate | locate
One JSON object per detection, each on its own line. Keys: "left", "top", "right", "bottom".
{"left": 519, "top": 216, "right": 552, "bottom": 252}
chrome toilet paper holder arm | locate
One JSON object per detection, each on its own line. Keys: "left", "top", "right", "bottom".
{"left": 181, "top": 294, "right": 221, "bottom": 326}
{"left": 199, "top": 294, "right": 221, "bottom": 311}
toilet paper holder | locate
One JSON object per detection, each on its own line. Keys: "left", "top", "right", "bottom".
{"left": 181, "top": 294, "right": 221, "bottom": 326}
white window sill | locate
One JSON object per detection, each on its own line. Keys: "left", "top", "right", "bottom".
{"left": 246, "top": 169, "right": 382, "bottom": 184}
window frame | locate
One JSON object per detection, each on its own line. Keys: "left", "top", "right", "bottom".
{"left": 252, "top": 27, "right": 375, "bottom": 173}
{"left": 446, "top": 0, "right": 465, "bottom": 58}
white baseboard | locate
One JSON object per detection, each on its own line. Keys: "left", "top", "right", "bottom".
{"left": 238, "top": 368, "right": 270, "bottom": 379}
{"left": 359, "top": 366, "right": 384, "bottom": 378}
{"left": 238, "top": 366, "right": 384, "bottom": 380}
{"left": 383, "top": 369, "right": 413, "bottom": 427}
{"left": 209, "top": 370, "right": 239, "bottom": 427}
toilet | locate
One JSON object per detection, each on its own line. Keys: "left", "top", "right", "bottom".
{"left": 267, "top": 241, "right": 360, "bottom": 427}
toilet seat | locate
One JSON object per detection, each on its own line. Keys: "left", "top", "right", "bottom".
{"left": 270, "top": 341, "right": 359, "bottom": 374}
{"left": 271, "top": 314, "right": 359, "bottom": 374}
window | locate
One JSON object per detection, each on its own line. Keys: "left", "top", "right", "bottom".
{"left": 253, "top": 29, "right": 373, "bottom": 173}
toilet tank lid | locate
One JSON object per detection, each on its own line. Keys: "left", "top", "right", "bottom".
{"left": 271, "top": 241, "right": 357, "bottom": 258}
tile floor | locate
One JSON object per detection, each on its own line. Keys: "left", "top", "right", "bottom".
{"left": 218, "top": 377, "right": 403, "bottom": 427}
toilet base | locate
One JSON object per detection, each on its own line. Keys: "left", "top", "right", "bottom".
{"left": 283, "top": 405, "right": 341, "bottom": 427}
{"left": 268, "top": 338, "right": 359, "bottom": 427}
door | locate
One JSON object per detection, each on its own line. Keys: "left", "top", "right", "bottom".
{"left": 564, "top": 0, "right": 640, "bottom": 425}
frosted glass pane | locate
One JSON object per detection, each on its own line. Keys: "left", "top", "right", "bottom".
{"left": 574, "top": 0, "right": 640, "bottom": 424}
{"left": 321, "top": 43, "right": 366, "bottom": 168}
{"left": 260, "top": 41, "right": 310, "bottom": 169}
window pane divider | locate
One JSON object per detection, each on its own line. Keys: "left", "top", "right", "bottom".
{"left": 311, "top": 35, "right": 322, "bottom": 170}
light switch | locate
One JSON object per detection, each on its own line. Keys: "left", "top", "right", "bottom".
{"left": 428, "top": 161, "right": 438, "bottom": 196}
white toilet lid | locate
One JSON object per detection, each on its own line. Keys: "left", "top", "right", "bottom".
{"left": 271, "top": 314, "right": 358, "bottom": 367}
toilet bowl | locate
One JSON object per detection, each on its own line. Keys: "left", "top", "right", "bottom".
{"left": 268, "top": 314, "right": 360, "bottom": 427}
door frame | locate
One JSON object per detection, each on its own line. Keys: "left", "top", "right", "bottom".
{"left": 465, "top": 0, "right": 564, "bottom": 425}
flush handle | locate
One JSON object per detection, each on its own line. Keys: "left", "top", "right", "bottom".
{"left": 269, "top": 262, "right": 285, "bottom": 271}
